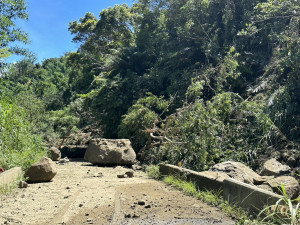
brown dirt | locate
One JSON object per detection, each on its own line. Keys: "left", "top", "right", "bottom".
{"left": 0, "top": 160, "right": 235, "bottom": 225}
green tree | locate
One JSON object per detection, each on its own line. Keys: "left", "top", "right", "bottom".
{"left": 0, "top": 0, "right": 29, "bottom": 59}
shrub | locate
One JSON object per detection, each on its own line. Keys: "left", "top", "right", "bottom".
{"left": 0, "top": 98, "right": 46, "bottom": 171}
{"left": 144, "top": 92, "right": 280, "bottom": 171}
{"left": 118, "top": 93, "right": 169, "bottom": 151}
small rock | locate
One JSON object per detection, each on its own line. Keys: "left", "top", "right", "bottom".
{"left": 57, "top": 157, "right": 70, "bottom": 164}
{"left": 66, "top": 186, "right": 70, "bottom": 189}
{"left": 18, "top": 181, "right": 28, "bottom": 188}
{"left": 253, "top": 176, "right": 274, "bottom": 185}
{"left": 117, "top": 174, "right": 128, "bottom": 178}
{"left": 125, "top": 171, "right": 134, "bottom": 178}
{"left": 79, "top": 203, "right": 84, "bottom": 207}
{"left": 125, "top": 214, "right": 131, "bottom": 218}
{"left": 260, "top": 158, "right": 290, "bottom": 176}
{"left": 145, "top": 204, "right": 151, "bottom": 208}
{"left": 132, "top": 164, "right": 142, "bottom": 170}
{"left": 133, "top": 214, "right": 140, "bottom": 218}
{"left": 49, "top": 147, "right": 61, "bottom": 161}
{"left": 138, "top": 200, "right": 146, "bottom": 205}
{"left": 86, "top": 218, "right": 92, "bottom": 222}
{"left": 287, "top": 156, "right": 296, "bottom": 167}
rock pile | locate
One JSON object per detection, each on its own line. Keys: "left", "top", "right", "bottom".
{"left": 210, "top": 159, "right": 299, "bottom": 199}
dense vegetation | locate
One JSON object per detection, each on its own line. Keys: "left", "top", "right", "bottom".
{"left": 0, "top": 0, "right": 299, "bottom": 173}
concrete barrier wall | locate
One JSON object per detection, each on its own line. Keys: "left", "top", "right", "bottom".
{"left": 223, "top": 178, "right": 282, "bottom": 215}
{"left": 0, "top": 167, "right": 22, "bottom": 187}
{"left": 159, "top": 164, "right": 224, "bottom": 192}
{"left": 159, "top": 164, "right": 283, "bottom": 216}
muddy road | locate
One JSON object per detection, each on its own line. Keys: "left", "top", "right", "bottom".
{"left": 0, "top": 160, "right": 235, "bottom": 225}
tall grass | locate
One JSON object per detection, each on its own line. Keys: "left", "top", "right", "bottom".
{"left": 256, "top": 185, "right": 300, "bottom": 225}
{"left": 0, "top": 98, "right": 47, "bottom": 171}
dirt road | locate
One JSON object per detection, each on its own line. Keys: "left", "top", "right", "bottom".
{"left": 0, "top": 160, "right": 235, "bottom": 225}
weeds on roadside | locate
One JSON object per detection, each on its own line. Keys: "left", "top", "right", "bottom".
{"left": 0, "top": 174, "right": 23, "bottom": 195}
{"left": 0, "top": 99, "right": 47, "bottom": 171}
{"left": 145, "top": 165, "right": 161, "bottom": 179}
{"left": 254, "top": 185, "right": 300, "bottom": 225}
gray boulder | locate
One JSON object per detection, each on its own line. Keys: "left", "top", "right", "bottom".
{"left": 266, "top": 176, "right": 300, "bottom": 199}
{"left": 49, "top": 147, "right": 61, "bottom": 161}
{"left": 198, "top": 171, "right": 230, "bottom": 183}
{"left": 260, "top": 158, "right": 290, "bottom": 176}
{"left": 210, "top": 161, "right": 260, "bottom": 185}
{"left": 25, "top": 157, "right": 57, "bottom": 183}
{"left": 84, "top": 139, "right": 136, "bottom": 165}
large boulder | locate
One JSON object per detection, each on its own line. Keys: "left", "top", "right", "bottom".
{"left": 49, "top": 147, "right": 61, "bottom": 161}
{"left": 84, "top": 139, "right": 136, "bottom": 165}
{"left": 25, "top": 157, "right": 57, "bottom": 183}
{"left": 260, "top": 158, "right": 290, "bottom": 176}
{"left": 266, "top": 176, "right": 300, "bottom": 199}
{"left": 210, "top": 161, "right": 260, "bottom": 185}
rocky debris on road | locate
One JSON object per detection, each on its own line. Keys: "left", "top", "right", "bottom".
{"left": 125, "top": 171, "right": 134, "bottom": 178}
{"left": 49, "top": 147, "right": 61, "bottom": 161}
{"left": 132, "top": 164, "right": 142, "bottom": 171}
{"left": 56, "top": 157, "right": 70, "bottom": 164}
{"left": 84, "top": 139, "right": 136, "bottom": 165}
{"left": 138, "top": 200, "right": 146, "bottom": 205}
{"left": 266, "top": 176, "right": 300, "bottom": 199}
{"left": 18, "top": 181, "right": 28, "bottom": 188}
{"left": 25, "top": 157, "right": 57, "bottom": 183}
{"left": 118, "top": 174, "right": 128, "bottom": 178}
{"left": 117, "top": 171, "right": 134, "bottom": 178}
{"left": 260, "top": 158, "right": 290, "bottom": 176}
{"left": 210, "top": 161, "right": 260, "bottom": 185}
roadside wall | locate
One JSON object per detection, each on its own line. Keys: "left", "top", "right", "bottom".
{"left": 159, "top": 164, "right": 282, "bottom": 216}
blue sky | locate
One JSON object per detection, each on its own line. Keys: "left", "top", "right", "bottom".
{"left": 8, "top": 0, "right": 133, "bottom": 63}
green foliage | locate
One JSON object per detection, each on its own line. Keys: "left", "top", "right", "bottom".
{"left": 145, "top": 92, "right": 280, "bottom": 171}
{"left": 49, "top": 107, "right": 79, "bottom": 137}
{"left": 0, "top": 98, "right": 46, "bottom": 171}
{"left": 145, "top": 164, "right": 160, "bottom": 179}
{"left": 0, "top": 0, "right": 29, "bottom": 58}
{"left": 118, "top": 93, "right": 169, "bottom": 150}
{"left": 252, "top": 185, "right": 300, "bottom": 224}
{"left": 1, "top": 0, "right": 299, "bottom": 185}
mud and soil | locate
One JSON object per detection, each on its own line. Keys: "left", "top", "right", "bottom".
{"left": 0, "top": 160, "right": 235, "bottom": 225}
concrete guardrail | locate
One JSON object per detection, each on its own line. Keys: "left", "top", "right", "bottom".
{"left": 159, "top": 163, "right": 283, "bottom": 216}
